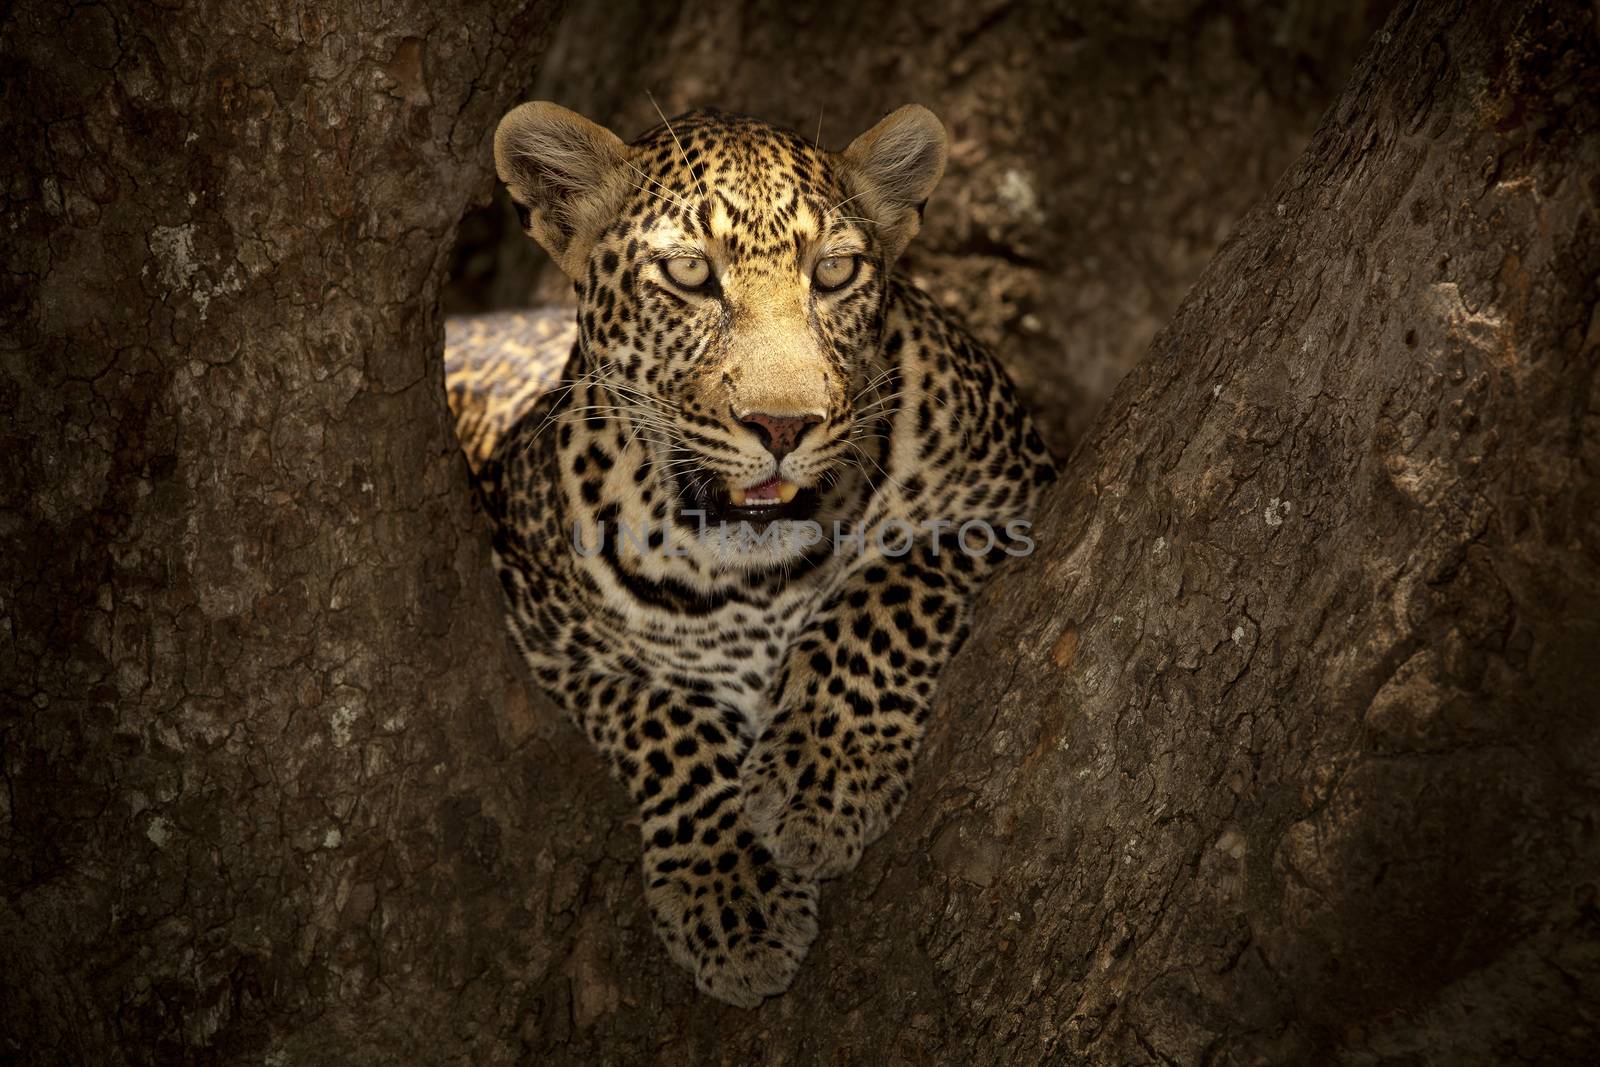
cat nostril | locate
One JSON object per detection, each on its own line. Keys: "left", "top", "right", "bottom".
{"left": 738, "top": 411, "right": 823, "bottom": 459}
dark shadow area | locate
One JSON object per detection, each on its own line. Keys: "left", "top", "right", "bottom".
{"left": 443, "top": 0, "right": 1396, "bottom": 452}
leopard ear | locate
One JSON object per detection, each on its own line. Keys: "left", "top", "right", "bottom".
{"left": 841, "top": 105, "right": 948, "bottom": 260}
{"left": 495, "top": 102, "right": 634, "bottom": 279}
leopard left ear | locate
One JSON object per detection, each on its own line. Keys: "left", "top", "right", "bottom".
{"left": 495, "top": 101, "right": 634, "bottom": 280}
{"left": 841, "top": 104, "right": 948, "bottom": 260}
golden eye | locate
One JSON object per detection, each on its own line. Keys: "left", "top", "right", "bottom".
{"left": 813, "top": 255, "right": 858, "bottom": 292}
{"left": 662, "top": 256, "right": 712, "bottom": 290}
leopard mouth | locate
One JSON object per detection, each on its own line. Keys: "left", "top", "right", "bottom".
{"left": 678, "top": 470, "right": 821, "bottom": 528}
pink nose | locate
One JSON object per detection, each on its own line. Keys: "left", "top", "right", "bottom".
{"left": 739, "top": 411, "right": 821, "bottom": 460}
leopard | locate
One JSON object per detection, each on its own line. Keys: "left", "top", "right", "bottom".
{"left": 444, "top": 101, "right": 1056, "bottom": 1007}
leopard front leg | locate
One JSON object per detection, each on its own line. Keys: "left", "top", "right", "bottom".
{"left": 567, "top": 672, "right": 819, "bottom": 1006}
{"left": 743, "top": 542, "right": 987, "bottom": 879}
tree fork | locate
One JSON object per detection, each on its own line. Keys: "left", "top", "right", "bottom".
{"left": 3, "top": 0, "right": 1597, "bottom": 1063}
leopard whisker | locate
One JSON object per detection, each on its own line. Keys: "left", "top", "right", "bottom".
{"left": 648, "top": 91, "right": 708, "bottom": 199}
{"left": 622, "top": 159, "right": 695, "bottom": 216}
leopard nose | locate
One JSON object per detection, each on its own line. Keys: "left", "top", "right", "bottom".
{"left": 738, "top": 411, "right": 822, "bottom": 460}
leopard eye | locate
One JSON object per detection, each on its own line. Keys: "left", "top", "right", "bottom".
{"left": 813, "top": 255, "right": 859, "bottom": 293}
{"left": 662, "top": 256, "right": 712, "bottom": 291}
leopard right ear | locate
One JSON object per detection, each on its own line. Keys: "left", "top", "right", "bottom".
{"left": 841, "top": 105, "right": 948, "bottom": 261}
{"left": 494, "top": 102, "right": 634, "bottom": 280}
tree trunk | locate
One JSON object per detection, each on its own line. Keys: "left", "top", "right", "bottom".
{"left": 5, "top": 0, "right": 1598, "bottom": 1065}
{"left": 879, "top": 1, "right": 1600, "bottom": 1059}
{"left": 0, "top": 1, "right": 569, "bottom": 1062}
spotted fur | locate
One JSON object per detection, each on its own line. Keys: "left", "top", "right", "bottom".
{"left": 445, "top": 103, "right": 1056, "bottom": 1007}
{"left": 446, "top": 309, "right": 572, "bottom": 472}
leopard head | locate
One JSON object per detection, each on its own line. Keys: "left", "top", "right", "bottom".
{"left": 493, "top": 102, "right": 946, "bottom": 562}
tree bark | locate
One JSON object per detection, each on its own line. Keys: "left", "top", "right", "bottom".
{"left": 881, "top": 1, "right": 1600, "bottom": 1060}
{"left": 0, "top": 1, "right": 568, "bottom": 1062}
{"left": 4, "top": 0, "right": 1598, "bottom": 1065}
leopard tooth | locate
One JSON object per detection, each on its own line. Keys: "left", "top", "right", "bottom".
{"left": 777, "top": 480, "right": 799, "bottom": 504}
{"left": 729, "top": 485, "right": 748, "bottom": 507}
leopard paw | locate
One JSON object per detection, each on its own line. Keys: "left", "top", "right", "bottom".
{"left": 743, "top": 738, "right": 890, "bottom": 880}
{"left": 645, "top": 838, "right": 819, "bottom": 1007}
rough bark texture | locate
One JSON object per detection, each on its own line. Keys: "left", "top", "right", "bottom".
{"left": 5, "top": 0, "right": 1599, "bottom": 1065}
{"left": 444, "top": 0, "right": 1396, "bottom": 452}
{"left": 889, "top": 2, "right": 1600, "bottom": 1060}
{"left": 0, "top": 1, "right": 567, "bottom": 1062}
